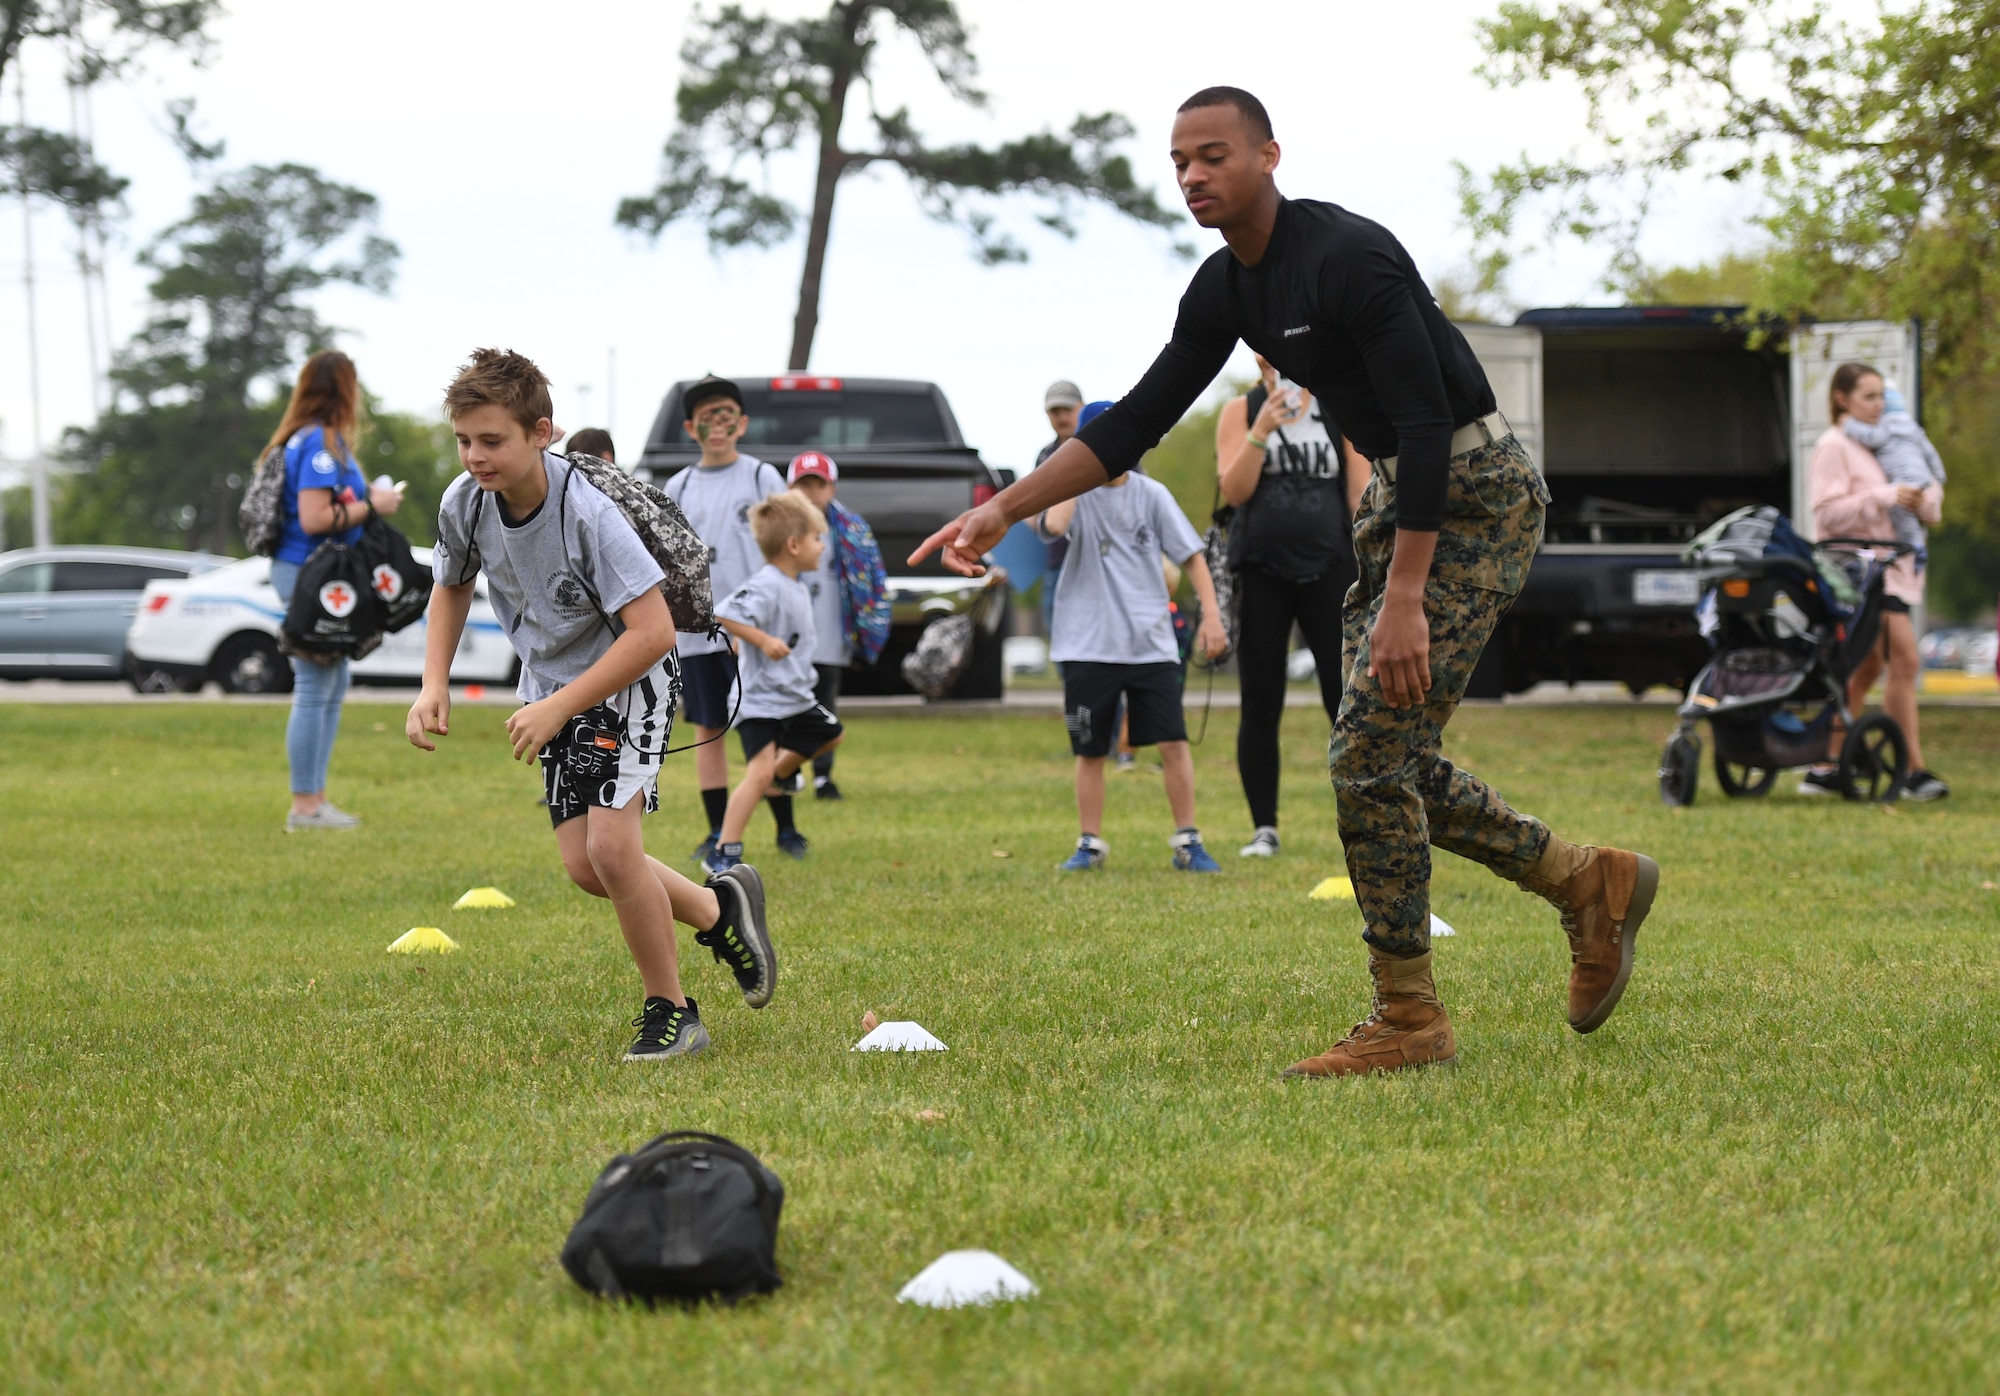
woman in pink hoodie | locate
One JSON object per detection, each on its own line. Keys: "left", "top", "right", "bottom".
{"left": 1804, "top": 361, "right": 1947, "bottom": 800}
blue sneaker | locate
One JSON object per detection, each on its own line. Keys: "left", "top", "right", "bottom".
{"left": 1171, "top": 830, "right": 1221, "bottom": 873}
{"left": 692, "top": 831, "right": 719, "bottom": 865}
{"left": 1059, "top": 834, "right": 1108, "bottom": 872}
{"left": 703, "top": 840, "right": 744, "bottom": 876}
{"left": 776, "top": 828, "right": 810, "bottom": 859}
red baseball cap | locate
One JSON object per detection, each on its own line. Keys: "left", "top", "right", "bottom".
{"left": 788, "top": 451, "right": 838, "bottom": 483}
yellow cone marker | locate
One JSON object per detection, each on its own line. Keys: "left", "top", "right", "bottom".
{"left": 1309, "top": 876, "right": 1356, "bottom": 901}
{"left": 452, "top": 887, "right": 516, "bottom": 909}
{"left": 388, "top": 926, "right": 460, "bottom": 955}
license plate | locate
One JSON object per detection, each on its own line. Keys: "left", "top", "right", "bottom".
{"left": 1633, "top": 569, "right": 1702, "bottom": 606}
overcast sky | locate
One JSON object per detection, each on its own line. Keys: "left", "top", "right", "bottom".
{"left": 1, "top": 0, "right": 1768, "bottom": 482}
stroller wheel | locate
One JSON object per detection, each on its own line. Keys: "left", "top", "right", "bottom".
{"left": 1838, "top": 713, "right": 1909, "bottom": 802}
{"left": 1659, "top": 732, "right": 1700, "bottom": 807}
{"left": 1713, "top": 753, "right": 1777, "bottom": 799}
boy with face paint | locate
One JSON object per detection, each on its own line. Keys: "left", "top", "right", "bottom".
{"left": 660, "top": 376, "right": 789, "bottom": 861}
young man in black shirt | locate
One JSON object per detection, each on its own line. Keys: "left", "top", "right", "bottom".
{"left": 914, "top": 87, "right": 1660, "bottom": 1077}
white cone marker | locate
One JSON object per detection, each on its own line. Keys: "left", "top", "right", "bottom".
{"left": 1430, "top": 913, "right": 1456, "bottom": 938}
{"left": 897, "top": 1250, "right": 1038, "bottom": 1308}
{"left": 853, "top": 1021, "right": 948, "bottom": 1052}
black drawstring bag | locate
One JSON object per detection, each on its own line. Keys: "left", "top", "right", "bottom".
{"left": 281, "top": 540, "right": 384, "bottom": 663}
{"left": 354, "top": 516, "right": 432, "bottom": 634}
{"left": 560, "top": 1130, "right": 784, "bottom": 1305}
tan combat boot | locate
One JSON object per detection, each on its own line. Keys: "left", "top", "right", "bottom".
{"left": 1283, "top": 949, "right": 1457, "bottom": 1077}
{"left": 1517, "top": 838, "right": 1660, "bottom": 1034}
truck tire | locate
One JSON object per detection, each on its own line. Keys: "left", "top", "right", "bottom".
{"left": 214, "top": 633, "right": 294, "bottom": 695}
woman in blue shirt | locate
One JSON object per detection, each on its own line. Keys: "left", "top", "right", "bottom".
{"left": 264, "top": 350, "right": 403, "bottom": 831}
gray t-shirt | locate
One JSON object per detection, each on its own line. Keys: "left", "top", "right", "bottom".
{"left": 1038, "top": 473, "right": 1203, "bottom": 666}
{"left": 661, "top": 453, "right": 785, "bottom": 658}
{"left": 433, "top": 451, "right": 665, "bottom": 701}
{"left": 715, "top": 562, "right": 819, "bottom": 720}
{"left": 803, "top": 560, "right": 849, "bottom": 667}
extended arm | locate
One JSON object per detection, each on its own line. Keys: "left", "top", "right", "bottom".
{"left": 406, "top": 580, "right": 476, "bottom": 750}
{"left": 912, "top": 268, "right": 1237, "bottom": 575}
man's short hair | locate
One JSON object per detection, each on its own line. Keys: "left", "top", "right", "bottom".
{"left": 749, "top": 490, "right": 824, "bottom": 559}
{"left": 1177, "top": 86, "right": 1274, "bottom": 142}
{"left": 683, "top": 375, "right": 744, "bottom": 419}
{"left": 565, "top": 427, "right": 615, "bottom": 461}
{"left": 444, "top": 349, "right": 554, "bottom": 435}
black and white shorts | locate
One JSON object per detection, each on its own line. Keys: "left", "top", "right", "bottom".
{"left": 736, "top": 702, "right": 844, "bottom": 762}
{"left": 1062, "top": 660, "right": 1186, "bottom": 757}
{"left": 538, "top": 657, "right": 682, "bottom": 828}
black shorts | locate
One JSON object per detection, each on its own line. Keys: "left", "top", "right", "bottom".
{"left": 680, "top": 649, "right": 738, "bottom": 729}
{"left": 737, "top": 703, "right": 844, "bottom": 762}
{"left": 539, "top": 659, "right": 680, "bottom": 828}
{"left": 1881, "top": 595, "right": 1911, "bottom": 615}
{"left": 1062, "top": 660, "right": 1186, "bottom": 757}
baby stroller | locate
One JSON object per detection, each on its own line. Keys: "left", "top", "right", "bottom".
{"left": 1659, "top": 506, "right": 1915, "bottom": 805}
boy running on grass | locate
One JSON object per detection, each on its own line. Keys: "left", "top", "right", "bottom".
{"left": 705, "top": 492, "right": 845, "bottom": 874}
{"left": 407, "top": 349, "right": 775, "bottom": 1062}
{"left": 1036, "top": 461, "right": 1229, "bottom": 872}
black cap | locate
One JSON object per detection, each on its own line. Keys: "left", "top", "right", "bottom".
{"left": 682, "top": 375, "right": 743, "bottom": 417}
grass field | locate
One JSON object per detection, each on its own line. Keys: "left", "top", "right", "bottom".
{"left": 3, "top": 697, "right": 1997, "bottom": 1392}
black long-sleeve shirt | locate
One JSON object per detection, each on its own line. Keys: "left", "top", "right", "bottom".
{"left": 1076, "top": 198, "right": 1496, "bottom": 532}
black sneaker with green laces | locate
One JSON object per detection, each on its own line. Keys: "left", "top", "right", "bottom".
{"left": 623, "top": 997, "right": 709, "bottom": 1061}
{"left": 697, "top": 864, "right": 777, "bottom": 1008}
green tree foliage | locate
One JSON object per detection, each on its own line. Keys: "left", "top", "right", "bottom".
{"left": 1466, "top": 0, "right": 2000, "bottom": 618}
{"left": 56, "top": 162, "right": 403, "bottom": 554}
{"left": 0, "top": 0, "right": 219, "bottom": 216}
{"left": 618, "top": 0, "right": 1187, "bottom": 370}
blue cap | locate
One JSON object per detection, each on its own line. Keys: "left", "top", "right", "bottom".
{"left": 1883, "top": 384, "right": 1909, "bottom": 415}
{"left": 1078, "top": 399, "right": 1114, "bottom": 429}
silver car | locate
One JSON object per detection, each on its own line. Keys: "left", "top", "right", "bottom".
{"left": 0, "top": 546, "right": 233, "bottom": 680}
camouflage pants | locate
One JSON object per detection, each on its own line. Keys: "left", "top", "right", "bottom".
{"left": 1328, "top": 434, "right": 1553, "bottom": 957}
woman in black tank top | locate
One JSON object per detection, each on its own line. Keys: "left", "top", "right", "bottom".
{"left": 1214, "top": 354, "right": 1368, "bottom": 856}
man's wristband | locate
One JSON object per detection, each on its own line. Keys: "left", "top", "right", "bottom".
{"left": 1245, "top": 434, "right": 1267, "bottom": 452}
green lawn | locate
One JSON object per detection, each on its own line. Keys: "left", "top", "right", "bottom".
{"left": 3, "top": 698, "right": 1997, "bottom": 1392}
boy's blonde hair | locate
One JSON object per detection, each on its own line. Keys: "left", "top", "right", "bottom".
{"left": 749, "top": 490, "right": 825, "bottom": 559}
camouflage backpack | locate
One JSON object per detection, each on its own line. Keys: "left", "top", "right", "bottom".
{"left": 239, "top": 443, "right": 288, "bottom": 557}
{"left": 559, "top": 453, "right": 717, "bottom": 635}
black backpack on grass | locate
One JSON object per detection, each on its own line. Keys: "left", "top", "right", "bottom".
{"left": 560, "top": 1131, "right": 784, "bottom": 1305}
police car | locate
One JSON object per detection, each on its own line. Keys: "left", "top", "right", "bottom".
{"left": 124, "top": 551, "right": 516, "bottom": 694}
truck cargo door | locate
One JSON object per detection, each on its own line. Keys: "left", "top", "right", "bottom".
{"left": 1456, "top": 323, "right": 1545, "bottom": 465}
{"left": 1788, "top": 320, "right": 1921, "bottom": 537}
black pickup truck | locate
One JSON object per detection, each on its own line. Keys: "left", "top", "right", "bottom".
{"left": 635, "top": 375, "right": 1012, "bottom": 698}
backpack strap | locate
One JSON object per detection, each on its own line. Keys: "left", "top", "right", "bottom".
{"left": 457, "top": 489, "right": 486, "bottom": 587}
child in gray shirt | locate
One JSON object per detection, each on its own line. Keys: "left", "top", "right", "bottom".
{"left": 1842, "top": 382, "right": 1945, "bottom": 561}
{"left": 707, "top": 492, "right": 845, "bottom": 873}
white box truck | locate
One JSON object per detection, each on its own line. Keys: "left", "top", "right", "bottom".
{"left": 1456, "top": 308, "right": 1920, "bottom": 696}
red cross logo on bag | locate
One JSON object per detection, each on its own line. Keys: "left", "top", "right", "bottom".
{"left": 319, "top": 581, "right": 358, "bottom": 618}
{"left": 372, "top": 564, "right": 404, "bottom": 602}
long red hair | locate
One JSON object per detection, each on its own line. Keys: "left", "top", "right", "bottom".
{"left": 265, "top": 350, "right": 361, "bottom": 460}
